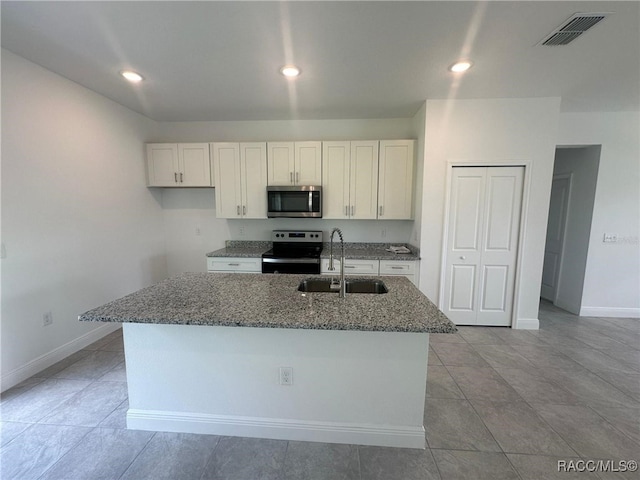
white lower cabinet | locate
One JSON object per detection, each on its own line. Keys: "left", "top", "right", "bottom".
{"left": 321, "top": 258, "right": 418, "bottom": 285}
{"left": 207, "top": 257, "right": 261, "bottom": 273}
{"left": 380, "top": 259, "right": 418, "bottom": 285}
{"left": 321, "top": 259, "right": 379, "bottom": 276}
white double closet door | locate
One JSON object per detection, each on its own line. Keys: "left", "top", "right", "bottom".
{"left": 443, "top": 166, "right": 524, "bottom": 326}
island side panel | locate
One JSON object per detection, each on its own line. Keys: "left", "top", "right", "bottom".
{"left": 123, "top": 323, "right": 429, "bottom": 449}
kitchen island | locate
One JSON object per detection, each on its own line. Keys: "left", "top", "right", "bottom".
{"left": 80, "top": 272, "right": 455, "bottom": 448}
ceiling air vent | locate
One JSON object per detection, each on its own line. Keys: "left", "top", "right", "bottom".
{"left": 540, "top": 13, "right": 610, "bottom": 46}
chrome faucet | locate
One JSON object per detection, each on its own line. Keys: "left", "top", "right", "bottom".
{"left": 329, "top": 227, "right": 346, "bottom": 298}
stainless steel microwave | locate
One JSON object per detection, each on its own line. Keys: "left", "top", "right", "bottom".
{"left": 267, "top": 186, "right": 322, "bottom": 218}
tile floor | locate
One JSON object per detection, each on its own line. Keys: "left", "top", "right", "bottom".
{"left": 1, "top": 301, "right": 639, "bottom": 479}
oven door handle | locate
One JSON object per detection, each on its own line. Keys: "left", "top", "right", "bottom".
{"left": 262, "top": 258, "right": 320, "bottom": 264}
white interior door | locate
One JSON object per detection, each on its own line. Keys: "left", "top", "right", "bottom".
{"left": 541, "top": 175, "right": 570, "bottom": 302}
{"left": 443, "top": 166, "right": 524, "bottom": 326}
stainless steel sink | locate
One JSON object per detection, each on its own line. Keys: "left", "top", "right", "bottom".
{"left": 298, "top": 278, "right": 388, "bottom": 294}
{"left": 345, "top": 279, "right": 388, "bottom": 294}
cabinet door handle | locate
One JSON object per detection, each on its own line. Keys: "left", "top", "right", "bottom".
{"left": 345, "top": 206, "right": 349, "bottom": 217}
{"left": 290, "top": 172, "right": 294, "bottom": 183}
{"left": 296, "top": 172, "right": 299, "bottom": 183}
{"left": 174, "top": 172, "right": 178, "bottom": 183}
{"left": 237, "top": 205, "right": 240, "bottom": 216}
{"left": 180, "top": 172, "right": 183, "bottom": 183}
{"left": 379, "top": 206, "right": 383, "bottom": 217}
{"left": 243, "top": 205, "right": 246, "bottom": 215}
{"left": 351, "top": 205, "right": 354, "bottom": 216}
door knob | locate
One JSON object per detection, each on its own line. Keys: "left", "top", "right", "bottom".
{"left": 460, "top": 256, "right": 466, "bottom": 260}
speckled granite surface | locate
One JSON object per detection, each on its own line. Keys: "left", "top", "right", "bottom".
{"left": 206, "top": 241, "right": 419, "bottom": 261}
{"left": 206, "top": 241, "right": 271, "bottom": 258}
{"left": 320, "top": 243, "right": 419, "bottom": 261}
{"left": 79, "top": 272, "right": 455, "bottom": 333}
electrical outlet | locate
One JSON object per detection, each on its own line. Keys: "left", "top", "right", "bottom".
{"left": 43, "top": 311, "right": 53, "bottom": 327}
{"left": 239, "top": 226, "right": 246, "bottom": 237}
{"left": 195, "top": 227, "right": 202, "bottom": 236}
{"left": 603, "top": 233, "right": 618, "bottom": 243}
{"left": 279, "top": 367, "right": 293, "bottom": 386}
{"left": 381, "top": 229, "right": 387, "bottom": 238}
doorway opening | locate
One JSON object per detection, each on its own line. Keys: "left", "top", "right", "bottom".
{"left": 540, "top": 146, "right": 601, "bottom": 315}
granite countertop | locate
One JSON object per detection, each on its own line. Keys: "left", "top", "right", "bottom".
{"left": 206, "top": 241, "right": 420, "bottom": 261}
{"left": 320, "top": 243, "right": 419, "bottom": 261}
{"left": 206, "top": 240, "right": 271, "bottom": 258}
{"left": 79, "top": 272, "right": 456, "bottom": 334}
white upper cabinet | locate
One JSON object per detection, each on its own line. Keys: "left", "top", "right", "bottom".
{"left": 322, "top": 141, "right": 378, "bottom": 219}
{"left": 146, "top": 143, "right": 211, "bottom": 187}
{"left": 350, "top": 141, "right": 379, "bottom": 219}
{"left": 212, "top": 142, "right": 268, "bottom": 219}
{"left": 378, "top": 140, "right": 415, "bottom": 220}
{"left": 267, "top": 141, "right": 322, "bottom": 186}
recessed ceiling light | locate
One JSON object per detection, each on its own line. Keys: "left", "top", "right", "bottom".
{"left": 280, "top": 65, "right": 301, "bottom": 78}
{"left": 120, "top": 70, "right": 144, "bottom": 83}
{"left": 448, "top": 61, "right": 473, "bottom": 73}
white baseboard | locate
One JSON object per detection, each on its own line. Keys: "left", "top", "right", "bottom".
{"left": 127, "top": 409, "right": 426, "bottom": 449}
{"left": 514, "top": 317, "right": 540, "bottom": 330}
{"left": 579, "top": 306, "right": 640, "bottom": 318}
{"left": 1, "top": 323, "right": 121, "bottom": 392}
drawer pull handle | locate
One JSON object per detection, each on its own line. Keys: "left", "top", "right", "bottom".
{"left": 228, "top": 263, "right": 240, "bottom": 266}
{"left": 391, "top": 266, "right": 404, "bottom": 270}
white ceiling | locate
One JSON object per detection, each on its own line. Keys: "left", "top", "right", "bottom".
{"left": 2, "top": 1, "right": 638, "bottom": 121}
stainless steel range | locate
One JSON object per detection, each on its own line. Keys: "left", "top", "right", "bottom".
{"left": 261, "top": 230, "right": 323, "bottom": 274}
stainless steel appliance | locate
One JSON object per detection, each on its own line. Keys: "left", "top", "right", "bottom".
{"left": 267, "top": 186, "right": 322, "bottom": 218}
{"left": 261, "top": 230, "right": 323, "bottom": 274}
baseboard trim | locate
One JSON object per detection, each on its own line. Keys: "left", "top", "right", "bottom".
{"left": 514, "top": 317, "right": 540, "bottom": 330}
{"left": 579, "top": 306, "right": 640, "bottom": 318}
{"left": 1, "top": 323, "right": 121, "bottom": 392}
{"left": 127, "top": 409, "right": 426, "bottom": 449}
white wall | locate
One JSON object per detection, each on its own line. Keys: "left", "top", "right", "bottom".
{"left": 558, "top": 112, "right": 640, "bottom": 317}
{"left": 419, "top": 98, "right": 562, "bottom": 329}
{"left": 155, "top": 119, "right": 418, "bottom": 276}
{"left": 1, "top": 50, "right": 167, "bottom": 390}
{"left": 410, "top": 103, "right": 427, "bottom": 247}
{"left": 551, "top": 146, "right": 601, "bottom": 315}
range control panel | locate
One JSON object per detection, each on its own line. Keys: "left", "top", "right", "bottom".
{"left": 271, "top": 230, "right": 323, "bottom": 243}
